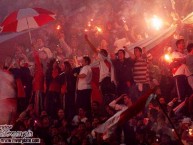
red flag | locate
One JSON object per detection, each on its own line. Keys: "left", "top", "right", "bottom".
{"left": 119, "top": 88, "right": 155, "bottom": 125}
{"left": 94, "top": 88, "right": 156, "bottom": 139}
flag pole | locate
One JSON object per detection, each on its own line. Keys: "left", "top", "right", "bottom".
{"left": 155, "top": 97, "right": 183, "bottom": 145}
{"left": 26, "top": 18, "right": 32, "bottom": 44}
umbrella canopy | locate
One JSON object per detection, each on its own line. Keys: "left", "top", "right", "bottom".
{"left": 0, "top": 8, "right": 55, "bottom": 32}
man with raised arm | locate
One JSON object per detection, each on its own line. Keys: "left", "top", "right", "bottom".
{"left": 85, "top": 35, "right": 116, "bottom": 105}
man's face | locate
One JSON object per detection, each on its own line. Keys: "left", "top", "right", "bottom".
{"left": 118, "top": 51, "right": 125, "bottom": 60}
{"left": 177, "top": 40, "right": 185, "bottom": 50}
{"left": 78, "top": 108, "right": 85, "bottom": 116}
{"left": 58, "top": 109, "right": 64, "bottom": 118}
{"left": 36, "top": 39, "right": 44, "bottom": 47}
{"left": 159, "top": 98, "right": 165, "bottom": 104}
{"left": 124, "top": 96, "right": 132, "bottom": 106}
{"left": 19, "top": 59, "right": 25, "bottom": 67}
{"left": 82, "top": 58, "right": 87, "bottom": 66}
{"left": 134, "top": 48, "right": 142, "bottom": 58}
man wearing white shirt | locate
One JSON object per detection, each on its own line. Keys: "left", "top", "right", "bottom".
{"left": 171, "top": 39, "right": 192, "bottom": 102}
{"left": 186, "top": 43, "right": 193, "bottom": 90}
{"left": 85, "top": 35, "right": 116, "bottom": 105}
{"left": 76, "top": 56, "right": 92, "bottom": 112}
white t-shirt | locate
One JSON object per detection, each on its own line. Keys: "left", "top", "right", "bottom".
{"left": 72, "top": 115, "right": 88, "bottom": 126}
{"left": 91, "top": 53, "right": 111, "bottom": 82}
{"left": 77, "top": 65, "right": 92, "bottom": 90}
{"left": 171, "top": 51, "right": 191, "bottom": 76}
{"left": 186, "top": 54, "right": 193, "bottom": 74}
{"left": 39, "top": 47, "right": 53, "bottom": 59}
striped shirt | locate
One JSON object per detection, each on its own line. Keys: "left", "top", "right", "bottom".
{"left": 133, "top": 57, "right": 150, "bottom": 83}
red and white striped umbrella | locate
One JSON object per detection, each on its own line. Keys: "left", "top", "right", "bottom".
{"left": 0, "top": 8, "right": 56, "bottom": 43}
{"left": 0, "top": 7, "right": 55, "bottom": 32}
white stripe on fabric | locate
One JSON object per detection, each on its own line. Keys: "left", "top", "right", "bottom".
{"left": 134, "top": 75, "right": 148, "bottom": 78}
{"left": 17, "top": 8, "right": 39, "bottom": 19}
{"left": 133, "top": 69, "right": 147, "bottom": 72}
{"left": 133, "top": 72, "right": 147, "bottom": 76}
{"left": 17, "top": 17, "right": 38, "bottom": 32}
{"left": 175, "top": 78, "right": 181, "bottom": 101}
{"left": 50, "top": 15, "right": 56, "bottom": 19}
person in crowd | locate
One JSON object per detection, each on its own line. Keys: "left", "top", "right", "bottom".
{"left": 16, "top": 104, "right": 36, "bottom": 122}
{"left": 180, "top": 117, "right": 193, "bottom": 144}
{"left": 85, "top": 34, "right": 116, "bottom": 105}
{"left": 108, "top": 94, "right": 137, "bottom": 145}
{"left": 75, "top": 56, "right": 92, "bottom": 113}
{"left": 159, "top": 46, "right": 175, "bottom": 102}
{"left": 54, "top": 109, "right": 66, "bottom": 128}
{"left": 57, "top": 31, "right": 72, "bottom": 57}
{"left": 3, "top": 2, "right": 193, "bottom": 144}
{"left": 155, "top": 113, "right": 175, "bottom": 140}
{"left": 125, "top": 46, "right": 152, "bottom": 100}
{"left": 45, "top": 59, "right": 61, "bottom": 119}
{"left": 53, "top": 44, "right": 66, "bottom": 62}
{"left": 31, "top": 45, "right": 44, "bottom": 116}
{"left": 90, "top": 101, "right": 102, "bottom": 119}
{"left": 35, "top": 115, "right": 52, "bottom": 145}
{"left": 14, "top": 43, "right": 29, "bottom": 63}
{"left": 36, "top": 38, "right": 53, "bottom": 59}
{"left": 0, "top": 69, "right": 16, "bottom": 124}
{"left": 170, "top": 39, "right": 192, "bottom": 102}
{"left": 186, "top": 43, "right": 193, "bottom": 90}
{"left": 72, "top": 122, "right": 92, "bottom": 144}
{"left": 113, "top": 49, "right": 134, "bottom": 96}
{"left": 19, "top": 58, "right": 33, "bottom": 107}
{"left": 60, "top": 61, "right": 77, "bottom": 121}
{"left": 72, "top": 107, "right": 88, "bottom": 127}
{"left": 8, "top": 58, "right": 27, "bottom": 113}
{"left": 35, "top": 38, "right": 53, "bottom": 69}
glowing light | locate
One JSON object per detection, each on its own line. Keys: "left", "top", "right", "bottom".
{"left": 122, "top": 17, "right": 126, "bottom": 23}
{"left": 164, "top": 54, "right": 172, "bottom": 63}
{"left": 84, "top": 29, "right": 88, "bottom": 32}
{"left": 151, "top": 15, "right": 163, "bottom": 30}
{"left": 189, "top": 129, "right": 193, "bottom": 136}
{"left": 56, "top": 25, "right": 61, "bottom": 30}
{"left": 96, "top": 26, "right": 102, "bottom": 33}
{"left": 88, "top": 22, "right": 91, "bottom": 27}
{"left": 90, "top": 19, "right": 93, "bottom": 21}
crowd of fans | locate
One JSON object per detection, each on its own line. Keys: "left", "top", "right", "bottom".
{"left": 1, "top": 0, "right": 193, "bottom": 145}
{"left": 1, "top": 35, "right": 193, "bottom": 145}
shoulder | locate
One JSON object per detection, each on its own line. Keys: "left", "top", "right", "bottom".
{"left": 84, "top": 65, "right": 92, "bottom": 70}
{"left": 81, "top": 65, "right": 92, "bottom": 73}
{"left": 125, "top": 57, "right": 133, "bottom": 63}
{"left": 73, "top": 115, "right": 78, "bottom": 120}
{"left": 172, "top": 51, "right": 185, "bottom": 57}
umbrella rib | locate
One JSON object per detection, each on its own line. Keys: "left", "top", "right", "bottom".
{"left": 26, "top": 17, "right": 32, "bottom": 44}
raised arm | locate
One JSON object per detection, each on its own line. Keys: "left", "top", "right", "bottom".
{"left": 85, "top": 34, "right": 98, "bottom": 54}
{"left": 123, "top": 46, "right": 135, "bottom": 60}
{"left": 32, "top": 44, "right": 43, "bottom": 73}
{"left": 109, "top": 94, "right": 125, "bottom": 110}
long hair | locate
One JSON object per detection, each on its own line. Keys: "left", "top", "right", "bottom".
{"left": 64, "top": 61, "right": 72, "bottom": 74}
